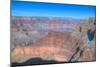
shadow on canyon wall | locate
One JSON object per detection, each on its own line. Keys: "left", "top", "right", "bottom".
{"left": 11, "top": 57, "right": 62, "bottom": 67}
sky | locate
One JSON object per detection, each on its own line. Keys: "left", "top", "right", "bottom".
{"left": 12, "top": 1, "right": 96, "bottom": 19}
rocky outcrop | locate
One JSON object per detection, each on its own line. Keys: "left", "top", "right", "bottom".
{"left": 11, "top": 16, "right": 96, "bottom": 65}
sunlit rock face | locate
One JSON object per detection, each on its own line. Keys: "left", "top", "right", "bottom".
{"left": 11, "top": 16, "right": 96, "bottom": 65}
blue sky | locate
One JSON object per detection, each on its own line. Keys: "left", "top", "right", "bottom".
{"left": 12, "top": 1, "right": 96, "bottom": 19}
